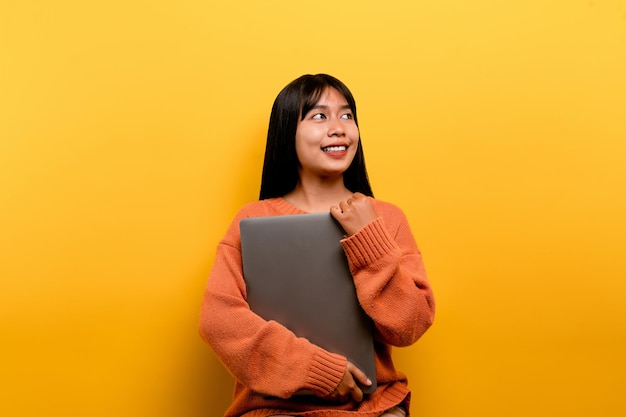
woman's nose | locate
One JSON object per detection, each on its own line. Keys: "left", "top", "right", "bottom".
{"left": 328, "top": 117, "right": 345, "bottom": 136}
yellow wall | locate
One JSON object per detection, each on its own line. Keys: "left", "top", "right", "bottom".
{"left": 1, "top": 1, "right": 625, "bottom": 416}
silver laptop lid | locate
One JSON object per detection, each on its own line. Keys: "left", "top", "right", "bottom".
{"left": 240, "top": 213, "right": 377, "bottom": 394}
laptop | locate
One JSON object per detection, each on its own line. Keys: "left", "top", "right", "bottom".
{"left": 240, "top": 212, "right": 377, "bottom": 395}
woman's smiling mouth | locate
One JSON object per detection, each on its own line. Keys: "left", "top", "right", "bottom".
{"left": 322, "top": 145, "right": 347, "bottom": 153}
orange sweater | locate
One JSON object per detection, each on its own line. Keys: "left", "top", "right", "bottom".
{"left": 199, "top": 197, "right": 435, "bottom": 417}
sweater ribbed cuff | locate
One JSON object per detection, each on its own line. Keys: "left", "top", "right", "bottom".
{"left": 341, "top": 218, "right": 398, "bottom": 271}
{"left": 303, "top": 349, "right": 347, "bottom": 396}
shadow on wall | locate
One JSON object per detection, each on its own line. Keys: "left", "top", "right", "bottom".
{"left": 181, "top": 253, "right": 237, "bottom": 415}
{"left": 187, "top": 123, "right": 265, "bottom": 415}
{"left": 188, "top": 340, "right": 234, "bottom": 416}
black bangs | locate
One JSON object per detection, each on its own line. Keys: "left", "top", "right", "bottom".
{"left": 299, "top": 86, "right": 325, "bottom": 120}
{"left": 297, "top": 75, "right": 359, "bottom": 125}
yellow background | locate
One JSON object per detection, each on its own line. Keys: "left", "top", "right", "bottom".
{"left": 1, "top": 1, "right": 625, "bottom": 416}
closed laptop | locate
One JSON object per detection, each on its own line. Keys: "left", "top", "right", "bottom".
{"left": 240, "top": 212, "right": 377, "bottom": 394}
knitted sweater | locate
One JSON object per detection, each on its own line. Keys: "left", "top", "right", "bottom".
{"left": 199, "top": 197, "right": 435, "bottom": 417}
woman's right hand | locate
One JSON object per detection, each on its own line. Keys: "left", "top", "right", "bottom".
{"left": 325, "top": 361, "right": 372, "bottom": 403}
{"left": 330, "top": 192, "right": 378, "bottom": 236}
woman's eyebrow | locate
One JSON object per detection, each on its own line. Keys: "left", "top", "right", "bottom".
{"left": 310, "top": 103, "right": 351, "bottom": 110}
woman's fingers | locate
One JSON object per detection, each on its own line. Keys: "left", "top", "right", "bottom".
{"left": 347, "top": 361, "right": 372, "bottom": 388}
{"left": 326, "top": 361, "right": 372, "bottom": 403}
{"left": 330, "top": 193, "right": 378, "bottom": 236}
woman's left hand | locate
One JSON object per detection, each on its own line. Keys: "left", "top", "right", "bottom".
{"left": 330, "top": 192, "right": 378, "bottom": 236}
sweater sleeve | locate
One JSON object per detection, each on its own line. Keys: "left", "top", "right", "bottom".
{"left": 198, "top": 208, "right": 347, "bottom": 399}
{"left": 340, "top": 204, "right": 435, "bottom": 347}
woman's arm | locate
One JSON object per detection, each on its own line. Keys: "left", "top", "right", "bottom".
{"left": 334, "top": 198, "right": 435, "bottom": 347}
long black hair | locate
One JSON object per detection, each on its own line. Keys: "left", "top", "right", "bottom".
{"left": 259, "top": 74, "right": 374, "bottom": 200}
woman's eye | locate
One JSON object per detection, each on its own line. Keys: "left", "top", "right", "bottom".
{"left": 340, "top": 113, "right": 353, "bottom": 120}
{"left": 312, "top": 113, "right": 326, "bottom": 119}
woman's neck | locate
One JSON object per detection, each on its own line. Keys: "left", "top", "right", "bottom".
{"left": 283, "top": 179, "right": 353, "bottom": 213}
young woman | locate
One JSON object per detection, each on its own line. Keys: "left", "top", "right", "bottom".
{"left": 199, "top": 74, "right": 435, "bottom": 417}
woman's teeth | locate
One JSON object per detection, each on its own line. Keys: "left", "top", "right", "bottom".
{"left": 323, "top": 146, "right": 347, "bottom": 153}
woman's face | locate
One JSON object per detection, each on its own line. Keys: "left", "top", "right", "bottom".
{"left": 294, "top": 87, "right": 359, "bottom": 182}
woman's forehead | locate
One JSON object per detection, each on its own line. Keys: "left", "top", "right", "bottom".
{"left": 303, "top": 87, "right": 348, "bottom": 109}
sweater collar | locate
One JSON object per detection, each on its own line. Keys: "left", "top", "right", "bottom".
{"left": 265, "top": 197, "right": 308, "bottom": 215}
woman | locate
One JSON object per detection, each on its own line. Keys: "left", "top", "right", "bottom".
{"left": 199, "top": 74, "right": 435, "bottom": 417}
